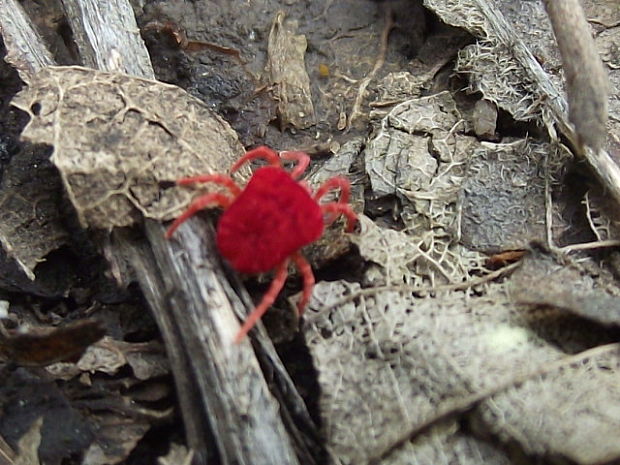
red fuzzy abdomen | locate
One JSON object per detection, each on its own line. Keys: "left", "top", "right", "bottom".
{"left": 216, "top": 167, "right": 324, "bottom": 274}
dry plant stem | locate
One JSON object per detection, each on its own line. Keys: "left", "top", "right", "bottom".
{"left": 0, "top": 434, "right": 15, "bottom": 465}
{"left": 560, "top": 239, "right": 620, "bottom": 253}
{"left": 370, "top": 341, "right": 620, "bottom": 465}
{"left": 543, "top": 153, "right": 560, "bottom": 253}
{"left": 542, "top": 0, "right": 608, "bottom": 153}
{"left": 0, "top": 1, "right": 316, "bottom": 464}
{"left": 347, "top": 6, "right": 394, "bottom": 128}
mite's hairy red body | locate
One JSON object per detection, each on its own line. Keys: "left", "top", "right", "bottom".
{"left": 217, "top": 167, "right": 324, "bottom": 274}
{"left": 165, "top": 146, "right": 357, "bottom": 343}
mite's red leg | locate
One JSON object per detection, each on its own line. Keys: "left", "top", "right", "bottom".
{"left": 230, "top": 146, "right": 281, "bottom": 174}
{"left": 234, "top": 259, "right": 290, "bottom": 343}
{"left": 291, "top": 252, "right": 315, "bottom": 315}
{"left": 165, "top": 193, "right": 232, "bottom": 239}
{"left": 280, "top": 151, "right": 310, "bottom": 179}
{"left": 314, "top": 177, "right": 352, "bottom": 223}
{"left": 176, "top": 174, "right": 242, "bottom": 197}
{"left": 314, "top": 176, "right": 351, "bottom": 204}
{"left": 321, "top": 203, "right": 358, "bottom": 232}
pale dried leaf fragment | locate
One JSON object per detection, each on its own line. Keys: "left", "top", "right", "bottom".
{"left": 374, "top": 423, "right": 511, "bottom": 465}
{"left": 46, "top": 337, "right": 168, "bottom": 380}
{"left": 350, "top": 215, "right": 436, "bottom": 286}
{"left": 267, "top": 11, "right": 315, "bottom": 129}
{"left": 82, "top": 414, "right": 150, "bottom": 465}
{"left": 11, "top": 66, "right": 245, "bottom": 229}
{"left": 364, "top": 92, "right": 484, "bottom": 285}
{"left": 158, "top": 443, "right": 194, "bottom": 465}
{"left": 365, "top": 92, "right": 462, "bottom": 198}
{"left": 13, "top": 417, "right": 42, "bottom": 465}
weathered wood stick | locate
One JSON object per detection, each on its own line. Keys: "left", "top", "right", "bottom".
{"left": 543, "top": 0, "right": 609, "bottom": 153}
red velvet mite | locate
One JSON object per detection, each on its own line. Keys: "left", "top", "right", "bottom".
{"left": 166, "top": 146, "right": 358, "bottom": 342}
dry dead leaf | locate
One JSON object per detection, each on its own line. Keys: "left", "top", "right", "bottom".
{"left": 512, "top": 249, "right": 620, "bottom": 328}
{"left": 13, "top": 418, "right": 42, "bottom": 465}
{"left": 267, "top": 11, "right": 315, "bottom": 130}
{"left": 365, "top": 92, "right": 463, "bottom": 198}
{"left": 460, "top": 139, "right": 566, "bottom": 253}
{"left": 0, "top": 149, "right": 67, "bottom": 282}
{"left": 471, "top": 346, "right": 620, "bottom": 465}
{"left": 11, "top": 66, "right": 245, "bottom": 230}
{"left": 350, "top": 215, "right": 440, "bottom": 286}
{"left": 82, "top": 414, "right": 150, "bottom": 465}
{"left": 364, "top": 92, "right": 487, "bottom": 285}
{"left": 423, "top": 0, "right": 562, "bottom": 125}
{"left": 46, "top": 337, "right": 168, "bottom": 381}
{"left": 157, "top": 443, "right": 193, "bottom": 465}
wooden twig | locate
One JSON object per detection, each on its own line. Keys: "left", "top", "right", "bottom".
{"left": 347, "top": 6, "right": 394, "bottom": 129}
{"left": 542, "top": 0, "right": 608, "bottom": 153}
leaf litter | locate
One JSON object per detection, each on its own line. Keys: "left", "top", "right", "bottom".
{"left": 3, "top": 0, "right": 620, "bottom": 464}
